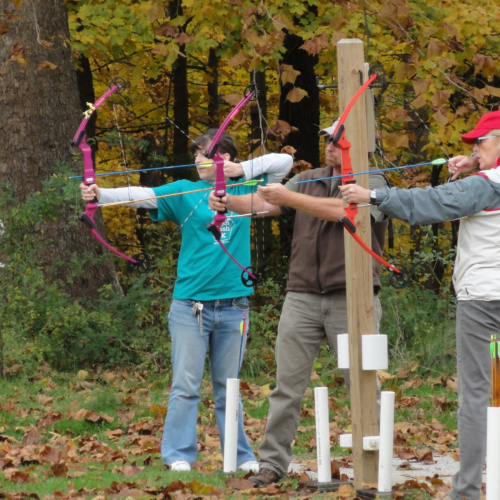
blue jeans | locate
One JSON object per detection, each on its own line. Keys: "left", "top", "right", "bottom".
{"left": 161, "top": 297, "right": 256, "bottom": 466}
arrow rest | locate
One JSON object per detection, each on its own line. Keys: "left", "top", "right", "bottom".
{"left": 388, "top": 264, "right": 411, "bottom": 289}
{"left": 127, "top": 252, "right": 151, "bottom": 274}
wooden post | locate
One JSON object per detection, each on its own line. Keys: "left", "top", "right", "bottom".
{"left": 337, "top": 39, "right": 379, "bottom": 488}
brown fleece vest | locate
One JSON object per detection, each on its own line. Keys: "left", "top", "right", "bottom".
{"left": 286, "top": 166, "right": 388, "bottom": 294}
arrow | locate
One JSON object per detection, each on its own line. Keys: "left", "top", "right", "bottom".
{"left": 297, "top": 158, "right": 449, "bottom": 184}
{"left": 98, "top": 178, "right": 264, "bottom": 208}
{"left": 69, "top": 161, "right": 216, "bottom": 180}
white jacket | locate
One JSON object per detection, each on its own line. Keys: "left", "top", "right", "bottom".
{"left": 454, "top": 168, "right": 500, "bottom": 300}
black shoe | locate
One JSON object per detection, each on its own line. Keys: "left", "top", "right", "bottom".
{"left": 248, "top": 467, "right": 281, "bottom": 487}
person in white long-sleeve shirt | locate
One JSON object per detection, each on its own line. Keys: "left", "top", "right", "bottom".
{"left": 81, "top": 129, "right": 293, "bottom": 473}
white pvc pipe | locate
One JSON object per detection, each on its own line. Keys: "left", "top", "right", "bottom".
{"left": 337, "top": 333, "right": 350, "bottom": 369}
{"left": 362, "top": 335, "right": 388, "bottom": 370}
{"left": 314, "top": 387, "right": 332, "bottom": 483}
{"left": 487, "top": 407, "right": 500, "bottom": 500}
{"left": 223, "top": 378, "right": 239, "bottom": 473}
{"left": 378, "top": 391, "right": 395, "bottom": 492}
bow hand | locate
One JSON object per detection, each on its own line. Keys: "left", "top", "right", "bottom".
{"left": 208, "top": 191, "right": 228, "bottom": 212}
{"left": 339, "top": 184, "right": 371, "bottom": 205}
{"left": 80, "top": 182, "right": 101, "bottom": 203}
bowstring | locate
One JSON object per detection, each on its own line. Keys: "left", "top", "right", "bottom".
{"left": 250, "top": 69, "right": 268, "bottom": 275}
{"left": 373, "top": 90, "right": 454, "bottom": 268}
{"left": 405, "top": 99, "right": 451, "bottom": 162}
{"left": 164, "top": 113, "right": 202, "bottom": 150}
{"left": 112, "top": 103, "right": 143, "bottom": 257}
{"left": 164, "top": 111, "right": 209, "bottom": 230}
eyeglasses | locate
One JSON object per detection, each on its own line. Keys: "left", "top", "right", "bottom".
{"left": 324, "top": 135, "right": 339, "bottom": 145}
{"left": 475, "top": 135, "right": 499, "bottom": 145}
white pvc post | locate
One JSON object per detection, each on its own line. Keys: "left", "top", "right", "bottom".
{"left": 487, "top": 407, "right": 500, "bottom": 500}
{"left": 223, "top": 378, "right": 240, "bottom": 473}
{"left": 337, "top": 333, "right": 350, "bottom": 369}
{"left": 314, "top": 387, "right": 332, "bottom": 483}
{"left": 362, "top": 335, "right": 388, "bottom": 370}
{"left": 378, "top": 391, "right": 395, "bottom": 492}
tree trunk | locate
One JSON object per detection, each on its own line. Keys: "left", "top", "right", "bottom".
{"left": 278, "top": 32, "right": 320, "bottom": 167}
{"left": 277, "top": 30, "right": 320, "bottom": 259}
{"left": 0, "top": 0, "right": 123, "bottom": 300}
{"left": 169, "top": 0, "right": 190, "bottom": 169}
{"left": 207, "top": 48, "right": 220, "bottom": 128}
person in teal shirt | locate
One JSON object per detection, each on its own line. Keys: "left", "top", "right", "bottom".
{"left": 80, "top": 129, "right": 292, "bottom": 472}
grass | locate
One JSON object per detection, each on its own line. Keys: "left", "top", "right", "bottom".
{"left": 0, "top": 358, "right": 459, "bottom": 500}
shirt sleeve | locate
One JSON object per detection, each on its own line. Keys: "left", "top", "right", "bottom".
{"left": 279, "top": 174, "right": 300, "bottom": 216}
{"left": 368, "top": 175, "right": 386, "bottom": 223}
{"left": 240, "top": 153, "right": 293, "bottom": 183}
{"left": 375, "top": 175, "right": 500, "bottom": 225}
{"left": 99, "top": 187, "right": 158, "bottom": 208}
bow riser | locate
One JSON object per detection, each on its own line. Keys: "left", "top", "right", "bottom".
{"left": 79, "top": 137, "right": 97, "bottom": 187}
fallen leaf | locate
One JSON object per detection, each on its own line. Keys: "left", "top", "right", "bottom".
{"left": 49, "top": 462, "right": 68, "bottom": 478}
{"left": 37, "top": 394, "right": 53, "bottom": 406}
{"left": 226, "top": 476, "right": 256, "bottom": 490}
{"left": 22, "top": 427, "right": 41, "bottom": 446}
{"left": 4, "top": 467, "right": 31, "bottom": 484}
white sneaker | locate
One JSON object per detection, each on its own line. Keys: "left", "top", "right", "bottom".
{"left": 238, "top": 460, "right": 259, "bottom": 473}
{"left": 170, "top": 460, "right": 191, "bottom": 471}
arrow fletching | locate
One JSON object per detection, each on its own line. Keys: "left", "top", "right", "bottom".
{"left": 241, "top": 179, "right": 264, "bottom": 186}
{"left": 431, "top": 158, "right": 447, "bottom": 165}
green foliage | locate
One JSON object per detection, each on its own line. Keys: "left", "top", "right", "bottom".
{"left": 380, "top": 232, "right": 457, "bottom": 375}
{"left": 0, "top": 171, "right": 177, "bottom": 374}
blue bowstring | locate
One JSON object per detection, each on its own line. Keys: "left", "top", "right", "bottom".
{"left": 69, "top": 162, "right": 199, "bottom": 179}
{"left": 296, "top": 159, "right": 449, "bottom": 184}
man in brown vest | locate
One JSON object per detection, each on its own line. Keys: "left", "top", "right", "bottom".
{"left": 208, "top": 120, "right": 388, "bottom": 486}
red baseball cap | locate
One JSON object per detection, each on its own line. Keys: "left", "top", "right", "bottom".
{"left": 462, "top": 110, "right": 500, "bottom": 144}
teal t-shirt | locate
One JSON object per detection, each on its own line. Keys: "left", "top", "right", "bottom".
{"left": 149, "top": 176, "right": 267, "bottom": 301}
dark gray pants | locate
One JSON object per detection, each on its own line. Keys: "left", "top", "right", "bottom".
{"left": 451, "top": 300, "right": 500, "bottom": 500}
{"left": 257, "top": 290, "right": 382, "bottom": 476}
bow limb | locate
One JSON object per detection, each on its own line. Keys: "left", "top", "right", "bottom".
{"left": 78, "top": 203, "right": 136, "bottom": 263}
{"left": 206, "top": 90, "right": 259, "bottom": 286}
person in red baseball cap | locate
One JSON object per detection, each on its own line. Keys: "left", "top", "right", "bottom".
{"left": 462, "top": 109, "right": 500, "bottom": 144}
{"left": 340, "top": 110, "right": 500, "bottom": 500}
{"left": 448, "top": 110, "right": 500, "bottom": 179}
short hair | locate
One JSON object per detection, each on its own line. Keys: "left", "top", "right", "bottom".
{"left": 189, "top": 129, "right": 238, "bottom": 161}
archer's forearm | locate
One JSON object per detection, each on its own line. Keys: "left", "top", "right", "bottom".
{"left": 226, "top": 193, "right": 281, "bottom": 216}
{"left": 284, "top": 191, "right": 344, "bottom": 221}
